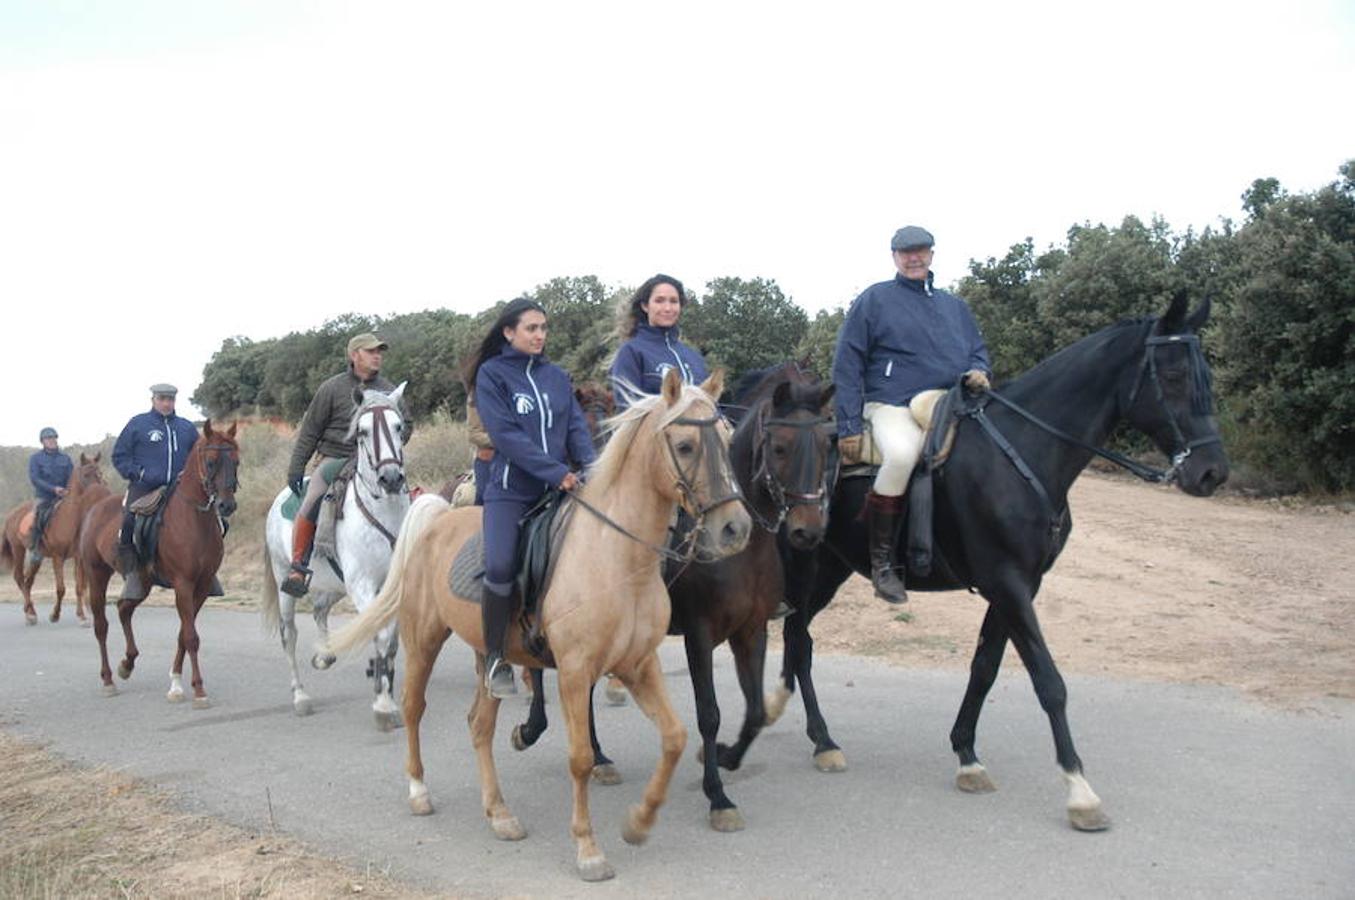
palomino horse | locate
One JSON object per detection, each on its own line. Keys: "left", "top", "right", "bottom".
{"left": 512, "top": 367, "right": 837, "bottom": 831}
{"left": 767, "top": 293, "right": 1228, "bottom": 830}
{"left": 79, "top": 421, "right": 241, "bottom": 707}
{"left": 327, "top": 370, "right": 751, "bottom": 881}
{"left": 2, "top": 453, "right": 110, "bottom": 625}
{"left": 261, "top": 383, "right": 411, "bottom": 727}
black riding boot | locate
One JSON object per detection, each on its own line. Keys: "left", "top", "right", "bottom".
{"left": 117, "top": 511, "right": 146, "bottom": 602}
{"left": 481, "top": 582, "right": 517, "bottom": 699}
{"left": 866, "top": 491, "right": 907, "bottom": 604}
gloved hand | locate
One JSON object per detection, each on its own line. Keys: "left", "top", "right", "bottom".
{"left": 838, "top": 433, "right": 863, "bottom": 465}
{"left": 288, "top": 476, "right": 304, "bottom": 498}
{"left": 962, "top": 369, "right": 991, "bottom": 393}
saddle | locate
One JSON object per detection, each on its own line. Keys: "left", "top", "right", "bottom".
{"left": 448, "top": 491, "right": 572, "bottom": 662}
{"left": 130, "top": 486, "right": 169, "bottom": 569}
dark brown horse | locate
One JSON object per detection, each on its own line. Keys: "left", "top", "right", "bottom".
{"left": 514, "top": 365, "right": 837, "bottom": 831}
{"left": 1, "top": 453, "right": 110, "bottom": 625}
{"left": 79, "top": 421, "right": 240, "bottom": 706}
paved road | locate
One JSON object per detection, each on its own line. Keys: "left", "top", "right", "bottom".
{"left": 3, "top": 604, "right": 1352, "bottom": 898}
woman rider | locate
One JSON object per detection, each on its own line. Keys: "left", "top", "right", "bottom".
{"left": 610, "top": 273, "right": 709, "bottom": 408}
{"left": 467, "top": 298, "right": 596, "bottom": 698}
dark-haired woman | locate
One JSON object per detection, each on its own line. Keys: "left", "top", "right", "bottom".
{"left": 467, "top": 298, "right": 596, "bottom": 698}
{"left": 610, "top": 273, "right": 709, "bottom": 410}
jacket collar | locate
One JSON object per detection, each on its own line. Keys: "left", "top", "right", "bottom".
{"left": 147, "top": 407, "right": 177, "bottom": 421}
{"left": 498, "top": 345, "right": 545, "bottom": 365}
{"left": 894, "top": 271, "right": 935, "bottom": 296}
{"left": 636, "top": 322, "right": 682, "bottom": 341}
{"left": 347, "top": 363, "right": 383, "bottom": 386}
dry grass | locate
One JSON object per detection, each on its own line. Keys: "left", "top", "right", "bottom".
{"left": 0, "top": 730, "right": 434, "bottom": 899}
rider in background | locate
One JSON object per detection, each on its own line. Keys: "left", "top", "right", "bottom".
{"left": 282, "top": 332, "right": 411, "bottom": 598}
{"left": 27, "top": 426, "right": 73, "bottom": 564}
{"left": 468, "top": 298, "right": 596, "bottom": 698}
{"left": 112, "top": 384, "right": 200, "bottom": 600}
{"left": 832, "top": 226, "right": 991, "bottom": 605}
{"left": 610, "top": 273, "right": 709, "bottom": 408}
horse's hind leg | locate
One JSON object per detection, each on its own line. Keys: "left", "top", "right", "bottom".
{"left": 17, "top": 548, "right": 38, "bottom": 625}
{"left": 950, "top": 604, "right": 1008, "bottom": 795}
{"left": 371, "top": 624, "right": 402, "bottom": 731}
{"left": 718, "top": 623, "right": 770, "bottom": 773}
{"left": 116, "top": 597, "right": 141, "bottom": 680}
{"left": 402, "top": 621, "right": 447, "bottom": 816}
{"left": 999, "top": 590, "right": 1109, "bottom": 832}
{"left": 49, "top": 557, "right": 66, "bottom": 622}
{"left": 616, "top": 653, "right": 687, "bottom": 846}
{"left": 279, "top": 592, "right": 312, "bottom": 715}
{"left": 90, "top": 568, "right": 117, "bottom": 695}
{"left": 468, "top": 653, "right": 527, "bottom": 842}
{"left": 684, "top": 624, "right": 742, "bottom": 832}
{"left": 74, "top": 555, "right": 89, "bottom": 624}
{"left": 310, "top": 596, "right": 338, "bottom": 669}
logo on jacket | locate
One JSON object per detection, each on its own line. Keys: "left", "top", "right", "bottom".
{"left": 148, "top": 431, "right": 164, "bottom": 442}
{"left": 513, "top": 393, "right": 536, "bottom": 415}
{"left": 655, "top": 363, "right": 676, "bottom": 379}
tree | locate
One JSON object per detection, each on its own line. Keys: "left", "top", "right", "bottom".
{"left": 685, "top": 277, "right": 809, "bottom": 382}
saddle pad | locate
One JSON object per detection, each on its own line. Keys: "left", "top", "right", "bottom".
{"left": 280, "top": 479, "right": 308, "bottom": 521}
{"left": 446, "top": 494, "right": 571, "bottom": 610}
{"left": 129, "top": 487, "right": 166, "bottom": 516}
{"left": 449, "top": 531, "right": 486, "bottom": 604}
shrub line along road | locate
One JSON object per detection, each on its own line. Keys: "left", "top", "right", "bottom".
{"left": 2, "top": 605, "right": 1352, "bottom": 898}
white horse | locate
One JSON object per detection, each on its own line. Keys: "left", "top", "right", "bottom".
{"left": 262, "top": 383, "right": 411, "bottom": 729}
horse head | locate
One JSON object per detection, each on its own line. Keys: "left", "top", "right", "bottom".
{"left": 574, "top": 382, "right": 615, "bottom": 449}
{"left": 75, "top": 452, "right": 106, "bottom": 490}
{"left": 750, "top": 377, "right": 836, "bottom": 550}
{"left": 1125, "top": 293, "right": 1229, "bottom": 497}
{"left": 198, "top": 420, "right": 241, "bottom": 517}
{"left": 349, "top": 382, "right": 408, "bottom": 496}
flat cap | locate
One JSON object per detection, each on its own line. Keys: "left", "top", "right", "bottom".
{"left": 149, "top": 383, "right": 178, "bottom": 397}
{"left": 347, "top": 333, "right": 389, "bottom": 354}
{"left": 39, "top": 426, "right": 58, "bottom": 440}
{"left": 890, "top": 226, "right": 935, "bottom": 251}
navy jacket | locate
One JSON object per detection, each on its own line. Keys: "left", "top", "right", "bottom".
{"left": 29, "top": 449, "right": 74, "bottom": 502}
{"left": 832, "top": 273, "right": 990, "bottom": 436}
{"left": 112, "top": 410, "right": 200, "bottom": 489}
{"left": 610, "top": 324, "right": 709, "bottom": 409}
{"left": 476, "top": 347, "right": 596, "bottom": 503}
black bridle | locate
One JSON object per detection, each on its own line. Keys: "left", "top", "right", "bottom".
{"left": 193, "top": 443, "right": 240, "bottom": 514}
{"left": 747, "top": 409, "right": 835, "bottom": 532}
{"left": 357, "top": 404, "right": 405, "bottom": 481}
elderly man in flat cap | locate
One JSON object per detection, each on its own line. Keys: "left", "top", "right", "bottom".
{"left": 281, "top": 332, "right": 411, "bottom": 597}
{"left": 112, "top": 384, "right": 201, "bottom": 599}
{"left": 832, "top": 226, "right": 992, "bottom": 604}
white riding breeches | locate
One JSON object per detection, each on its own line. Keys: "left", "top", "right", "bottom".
{"left": 864, "top": 402, "right": 926, "bottom": 496}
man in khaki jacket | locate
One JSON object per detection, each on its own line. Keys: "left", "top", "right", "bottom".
{"left": 281, "top": 333, "right": 409, "bottom": 597}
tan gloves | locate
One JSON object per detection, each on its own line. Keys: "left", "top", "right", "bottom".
{"left": 963, "top": 369, "right": 991, "bottom": 392}
{"left": 838, "top": 433, "right": 863, "bottom": 465}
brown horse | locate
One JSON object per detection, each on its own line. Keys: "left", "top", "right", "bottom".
{"left": 1, "top": 453, "right": 110, "bottom": 625}
{"left": 326, "top": 371, "right": 752, "bottom": 882}
{"left": 79, "top": 421, "right": 240, "bottom": 707}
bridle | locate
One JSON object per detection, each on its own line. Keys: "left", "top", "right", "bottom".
{"left": 747, "top": 407, "right": 835, "bottom": 532}
{"left": 351, "top": 403, "right": 407, "bottom": 548}
{"left": 192, "top": 443, "right": 240, "bottom": 514}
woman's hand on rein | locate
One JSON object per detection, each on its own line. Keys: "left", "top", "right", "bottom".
{"left": 559, "top": 471, "right": 580, "bottom": 492}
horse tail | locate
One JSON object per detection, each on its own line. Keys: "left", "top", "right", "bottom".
{"left": 323, "top": 493, "right": 449, "bottom": 659}
{"left": 261, "top": 529, "right": 281, "bottom": 636}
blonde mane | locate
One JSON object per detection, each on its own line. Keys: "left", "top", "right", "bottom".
{"left": 582, "top": 384, "right": 716, "bottom": 497}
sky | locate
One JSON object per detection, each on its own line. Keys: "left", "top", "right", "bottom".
{"left": 2, "top": 0, "right": 1352, "bottom": 448}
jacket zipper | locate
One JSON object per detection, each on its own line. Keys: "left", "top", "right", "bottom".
{"left": 525, "top": 359, "right": 548, "bottom": 452}
{"left": 165, "top": 417, "right": 174, "bottom": 480}
{"left": 665, "top": 333, "right": 692, "bottom": 383}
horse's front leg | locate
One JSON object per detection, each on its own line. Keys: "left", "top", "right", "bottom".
{"left": 49, "top": 556, "right": 66, "bottom": 622}
{"left": 116, "top": 597, "right": 141, "bottom": 681}
{"left": 310, "top": 595, "right": 338, "bottom": 669}
{"left": 557, "top": 662, "right": 612, "bottom": 881}
{"left": 717, "top": 623, "right": 770, "bottom": 773}
{"left": 173, "top": 587, "right": 209, "bottom": 708}
{"left": 370, "top": 623, "right": 401, "bottom": 731}
{"left": 468, "top": 653, "right": 527, "bottom": 842}
{"left": 616, "top": 652, "right": 687, "bottom": 852}
{"left": 684, "top": 623, "right": 742, "bottom": 831}
{"left": 784, "top": 609, "right": 845, "bottom": 772}
{"left": 999, "top": 588, "right": 1109, "bottom": 832}
{"left": 949, "top": 603, "right": 1008, "bottom": 794}
{"left": 20, "top": 552, "right": 40, "bottom": 625}
{"left": 277, "top": 591, "right": 312, "bottom": 715}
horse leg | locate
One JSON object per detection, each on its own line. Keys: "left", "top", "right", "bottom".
{"left": 717, "top": 624, "right": 769, "bottom": 773}
{"left": 116, "top": 597, "right": 140, "bottom": 680}
{"left": 684, "top": 624, "right": 742, "bottom": 832}
{"left": 604, "top": 674, "right": 628, "bottom": 706}
{"left": 90, "top": 570, "right": 117, "bottom": 695}
{"left": 402, "top": 620, "right": 447, "bottom": 816}
{"left": 784, "top": 608, "right": 846, "bottom": 772}
{"left": 370, "top": 625, "right": 402, "bottom": 731}
{"left": 1000, "top": 590, "right": 1109, "bottom": 832}
{"left": 176, "top": 591, "right": 209, "bottom": 708}
{"left": 279, "top": 592, "right": 312, "bottom": 716}
{"left": 617, "top": 653, "right": 687, "bottom": 845}
{"left": 511, "top": 668, "right": 548, "bottom": 751}
{"left": 74, "top": 554, "right": 89, "bottom": 624}
{"left": 468, "top": 653, "right": 527, "bottom": 842}
{"left": 587, "top": 682, "right": 621, "bottom": 785}
{"left": 310, "top": 597, "right": 338, "bottom": 669}
{"left": 949, "top": 604, "right": 1009, "bottom": 795}
{"left": 18, "top": 549, "right": 38, "bottom": 626}
{"left": 557, "top": 662, "right": 611, "bottom": 881}
{"left": 168, "top": 633, "right": 187, "bottom": 703}
{"left": 49, "top": 556, "right": 66, "bottom": 622}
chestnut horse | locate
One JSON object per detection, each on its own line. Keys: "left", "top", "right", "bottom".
{"left": 79, "top": 421, "right": 241, "bottom": 707}
{"left": 326, "top": 372, "right": 752, "bottom": 881}
{"left": 1, "top": 453, "right": 110, "bottom": 625}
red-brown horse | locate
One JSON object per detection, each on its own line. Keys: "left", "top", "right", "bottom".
{"left": 78, "top": 421, "right": 240, "bottom": 706}
{"left": 1, "top": 453, "right": 111, "bottom": 625}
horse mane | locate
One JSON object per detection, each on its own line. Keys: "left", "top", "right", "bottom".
{"left": 585, "top": 384, "right": 716, "bottom": 497}
{"left": 1003, "top": 317, "right": 1153, "bottom": 400}
{"left": 731, "top": 361, "right": 812, "bottom": 406}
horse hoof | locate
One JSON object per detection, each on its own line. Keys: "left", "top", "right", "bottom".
{"left": 591, "top": 763, "right": 622, "bottom": 786}
{"left": 373, "top": 710, "right": 402, "bottom": 732}
{"left": 102, "top": 684, "right": 119, "bottom": 697}
{"left": 764, "top": 686, "right": 791, "bottom": 726}
{"left": 956, "top": 764, "right": 997, "bottom": 794}
{"left": 621, "top": 805, "right": 649, "bottom": 846}
{"left": 293, "top": 697, "right": 314, "bottom": 717}
{"left": 80, "top": 618, "right": 91, "bottom": 629}
{"left": 709, "top": 807, "right": 745, "bottom": 833}
{"left": 490, "top": 816, "right": 526, "bottom": 841}
{"left": 311, "top": 654, "right": 336, "bottom": 671}
{"left": 166, "top": 689, "right": 184, "bottom": 703}
{"left": 192, "top": 696, "right": 211, "bottom": 710}
{"left": 117, "top": 662, "right": 132, "bottom": 680}
{"left": 49, "top": 611, "right": 60, "bottom": 623}
{"left": 24, "top": 613, "right": 37, "bottom": 626}
{"left": 511, "top": 725, "right": 528, "bottom": 752}
{"left": 604, "top": 682, "right": 628, "bottom": 706}
{"left": 1069, "top": 806, "right": 1111, "bottom": 832}
{"left": 813, "top": 749, "right": 847, "bottom": 773}
{"left": 577, "top": 855, "right": 615, "bottom": 882}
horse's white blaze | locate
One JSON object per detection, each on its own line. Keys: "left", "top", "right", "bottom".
{"left": 1063, "top": 770, "right": 1102, "bottom": 811}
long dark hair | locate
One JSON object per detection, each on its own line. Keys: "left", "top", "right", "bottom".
{"left": 615, "top": 273, "right": 687, "bottom": 340}
{"left": 462, "top": 297, "right": 548, "bottom": 389}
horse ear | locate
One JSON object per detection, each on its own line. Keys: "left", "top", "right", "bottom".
{"left": 574, "top": 387, "right": 586, "bottom": 405}
{"left": 819, "top": 384, "right": 836, "bottom": 415}
{"left": 772, "top": 380, "right": 793, "bottom": 409}
{"left": 80, "top": 452, "right": 90, "bottom": 465}
{"left": 1160, "top": 290, "right": 1189, "bottom": 333}
{"left": 1186, "top": 295, "right": 1212, "bottom": 332}
{"left": 94, "top": 451, "right": 101, "bottom": 463}
{"left": 204, "top": 418, "right": 214, "bottom": 438}
{"left": 388, "top": 381, "right": 407, "bottom": 406}
{"left": 662, "top": 367, "right": 683, "bottom": 406}
{"left": 225, "top": 421, "right": 238, "bottom": 439}
{"left": 699, "top": 369, "right": 724, "bottom": 402}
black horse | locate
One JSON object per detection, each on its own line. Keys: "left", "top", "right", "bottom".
{"left": 513, "top": 366, "right": 837, "bottom": 831}
{"left": 767, "top": 293, "right": 1228, "bottom": 831}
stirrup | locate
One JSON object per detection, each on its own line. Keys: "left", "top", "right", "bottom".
{"left": 280, "top": 564, "right": 311, "bottom": 598}
{"left": 485, "top": 656, "right": 517, "bottom": 699}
